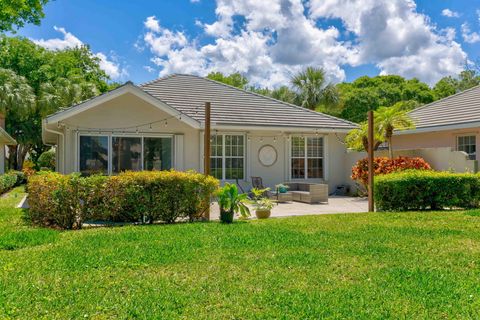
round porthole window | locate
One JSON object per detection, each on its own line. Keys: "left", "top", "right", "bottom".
{"left": 258, "top": 145, "right": 277, "bottom": 167}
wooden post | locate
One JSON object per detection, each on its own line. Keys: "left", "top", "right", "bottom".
{"left": 204, "top": 102, "right": 211, "bottom": 220}
{"left": 367, "top": 110, "right": 375, "bottom": 212}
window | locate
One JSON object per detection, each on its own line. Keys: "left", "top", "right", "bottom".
{"left": 210, "top": 134, "right": 245, "bottom": 180}
{"left": 457, "top": 135, "right": 476, "bottom": 160}
{"left": 291, "top": 136, "right": 324, "bottom": 179}
{"left": 79, "top": 136, "right": 109, "bottom": 175}
{"left": 144, "top": 137, "right": 172, "bottom": 171}
{"left": 79, "top": 135, "right": 173, "bottom": 175}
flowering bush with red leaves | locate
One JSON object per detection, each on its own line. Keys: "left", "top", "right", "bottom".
{"left": 352, "top": 156, "right": 432, "bottom": 187}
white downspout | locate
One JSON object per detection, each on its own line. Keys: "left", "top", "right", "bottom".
{"left": 44, "top": 126, "right": 65, "bottom": 174}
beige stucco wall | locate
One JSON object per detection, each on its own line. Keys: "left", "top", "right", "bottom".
{"left": 46, "top": 92, "right": 354, "bottom": 192}
{"left": 393, "top": 128, "right": 480, "bottom": 154}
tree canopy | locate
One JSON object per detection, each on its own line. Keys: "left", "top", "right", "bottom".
{"left": 433, "top": 70, "right": 480, "bottom": 99}
{"left": 207, "top": 72, "right": 249, "bottom": 89}
{"left": 0, "top": 36, "right": 112, "bottom": 169}
{"left": 0, "top": 0, "right": 50, "bottom": 32}
{"left": 337, "top": 75, "right": 435, "bottom": 123}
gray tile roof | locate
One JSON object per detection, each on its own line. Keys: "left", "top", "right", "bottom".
{"left": 409, "top": 85, "right": 480, "bottom": 129}
{"left": 140, "top": 74, "right": 357, "bottom": 130}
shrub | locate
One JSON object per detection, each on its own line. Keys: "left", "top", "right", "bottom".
{"left": 27, "top": 172, "right": 83, "bottom": 229}
{"left": 0, "top": 173, "right": 17, "bottom": 194}
{"left": 352, "top": 156, "right": 431, "bottom": 188}
{"left": 375, "top": 170, "right": 480, "bottom": 211}
{"left": 22, "top": 160, "right": 36, "bottom": 178}
{"left": 27, "top": 170, "right": 219, "bottom": 229}
{"left": 8, "top": 170, "right": 26, "bottom": 186}
{"left": 37, "top": 150, "right": 56, "bottom": 171}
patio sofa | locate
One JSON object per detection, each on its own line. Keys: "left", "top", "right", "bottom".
{"left": 285, "top": 182, "right": 328, "bottom": 204}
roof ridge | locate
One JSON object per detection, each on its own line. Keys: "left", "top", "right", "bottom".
{"left": 195, "top": 74, "right": 358, "bottom": 127}
{"left": 139, "top": 74, "right": 178, "bottom": 87}
{"left": 410, "top": 84, "right": 480, "bottom": 115}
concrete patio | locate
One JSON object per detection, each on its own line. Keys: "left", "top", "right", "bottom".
{"left": 209, "top": 196, "right": 368, "bottom": 220}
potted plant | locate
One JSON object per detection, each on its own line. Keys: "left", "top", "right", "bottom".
{"left": 249, "top": 188, "right": 277, "bottom": 219}
{"left": 216, "top": 183, "right": 250, "bottom": 223}
{"left": 275, "top": 183, "right": 289, "bottom": 194}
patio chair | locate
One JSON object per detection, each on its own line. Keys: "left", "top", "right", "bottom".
{"left": 251, "top": 176, "right": 266, "bottom": 189}
{"left": 250, "top": 176, "right": 272, "bottom": 197}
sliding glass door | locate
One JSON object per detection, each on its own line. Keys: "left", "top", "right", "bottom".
{"left": 112, "top": 137, "right": 142, "bottom": 173}
{"left": 79, "top": 135, "right": 173, "bottom": 175}
{"left": 144, "top": 137, "right": 172, "bottom": 171}
{"left": 79, "top": 136, "right": 109, "bottom": 175}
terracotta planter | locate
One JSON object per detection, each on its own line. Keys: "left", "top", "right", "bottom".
{"left": 255, "top": 209, "right": 271, "bottom": 219}
{"left": 220, "top": 209, "right": 234, "bottom": 223}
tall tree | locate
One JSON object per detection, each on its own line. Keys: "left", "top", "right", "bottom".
{"left": 291, "top": 67, "right": 338, "bottom": 110}
{"left": 434, "top": 70, "right": 480, "bottom": 99}
{"left": 270, "top": 86, "right": 297, "bottom": 105}
{"left": 338, "top": 75, "right": 434, "bottom": 123}
{"left": 39, "top": 77, "right": 100, "bottom": 115}
{"left": 0, "top": 36, "right": 111, "bottom": 169}
{"left": 374, "top": 105, "right": 415, "bottom": 158}
{"left": 0, "top": 0, "right": 50, "bottom": 32}
{"left": 0, "top": 68, "right": 36, "bottom": 169}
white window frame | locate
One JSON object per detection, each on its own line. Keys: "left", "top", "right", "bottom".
{"left": 457, "top": 134, "right": 476, "bottom": 160}
{"left": 289, "top": 135, "right": 325, "bottom": 180}
{"left": 77, "top": 132, "right": 174, "bottom": 175}
{"left": 210, "top": 133, "right": 246, "bottom": 181}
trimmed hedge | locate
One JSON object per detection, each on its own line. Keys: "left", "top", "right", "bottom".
{"left": 27, "top": 171, "right": 219, "bottom": 229}
{"left": 375, "top": 170, "right": 480, "bottom": 211}
{"left": 0, "top": 172, "right": 18, "bottom": 194}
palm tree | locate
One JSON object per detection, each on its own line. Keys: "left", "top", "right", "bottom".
{"left": 0, "top": 68, "right": 36, "bottom": 169}
{"left": 374, "top": 105, "right": 415, "bottom": 158}
{"left": 39, "top": 77, "right": 99, "bottom": 115}
{"left": 345, "top": 122, "right": 383, "bottom": 152}
{"left": 291, "top": 67, "right": 339, "bottom": 110}
{"left": 270, "top": 86, "right": 297, "bottom": 104}
{"left": 0, "top": 68, "right": 35, "bottom": 115}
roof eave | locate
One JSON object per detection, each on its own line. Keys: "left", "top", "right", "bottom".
{"left": 206, "top": 123, "right": 355, "bottom": 133}
{"left": 395, "top": 121, "right": 480, "bottom": 135}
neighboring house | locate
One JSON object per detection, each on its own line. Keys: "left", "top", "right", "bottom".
{"left": 0, "top": 114, "right": 17, "bottom": 174}
{"left": 393, "top": 85, "right": 480, "bottom": 161}
{"left": 42, "top": 74, "right": 356, "bottom": 191}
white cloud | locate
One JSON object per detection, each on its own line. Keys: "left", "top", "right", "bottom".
{"left": 95, "top": 52, "right": 129, "bottom": 80}
{"left": 32, "top": 26, "right": 83, "bottom": 50}
{"left": 308, "top": 0, "right": 467, "bottom": 84}
{"left": 144, "top": 16, "right": 161, "bottom": 32}
{"left": 31, "top": 26, "right": 128, "bottom": 80}
{"left": 191, "top": 0, "right": 200, "bottom": 3}
{"left": 144, "top": 66, "right": 155, "bottom": 73}
{"left": 441, "top": 9, "right": 459, "bottom": 18}
{"left": 461, "top": 22, "right": 480, "bottom": 43}
{"left": 140, "top": 0, "right": 468, "bottom": 87}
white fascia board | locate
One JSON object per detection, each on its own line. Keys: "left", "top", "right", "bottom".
{"left": 396, "top": 121, "right": 480, "bottom": 135}
{"left": 208, "top": 124, "right": 353, "bottom": 133}
{"left": 45, "top": 83, "right": 200, "bottom": 129}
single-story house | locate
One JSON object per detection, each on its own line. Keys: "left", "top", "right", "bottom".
{"left": 42, "top": 74, "right": 357, "bottom": 191}
{"left": 393, "top": 85, "right": 480, "bottom": 161}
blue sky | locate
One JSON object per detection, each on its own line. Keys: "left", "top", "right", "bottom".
{"left": 15, "top": 0, "right": 480, "bottom": 87}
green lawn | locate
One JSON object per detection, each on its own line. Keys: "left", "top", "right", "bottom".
{"left": 1, "top": 188, "right": 480, "bottom": 319}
